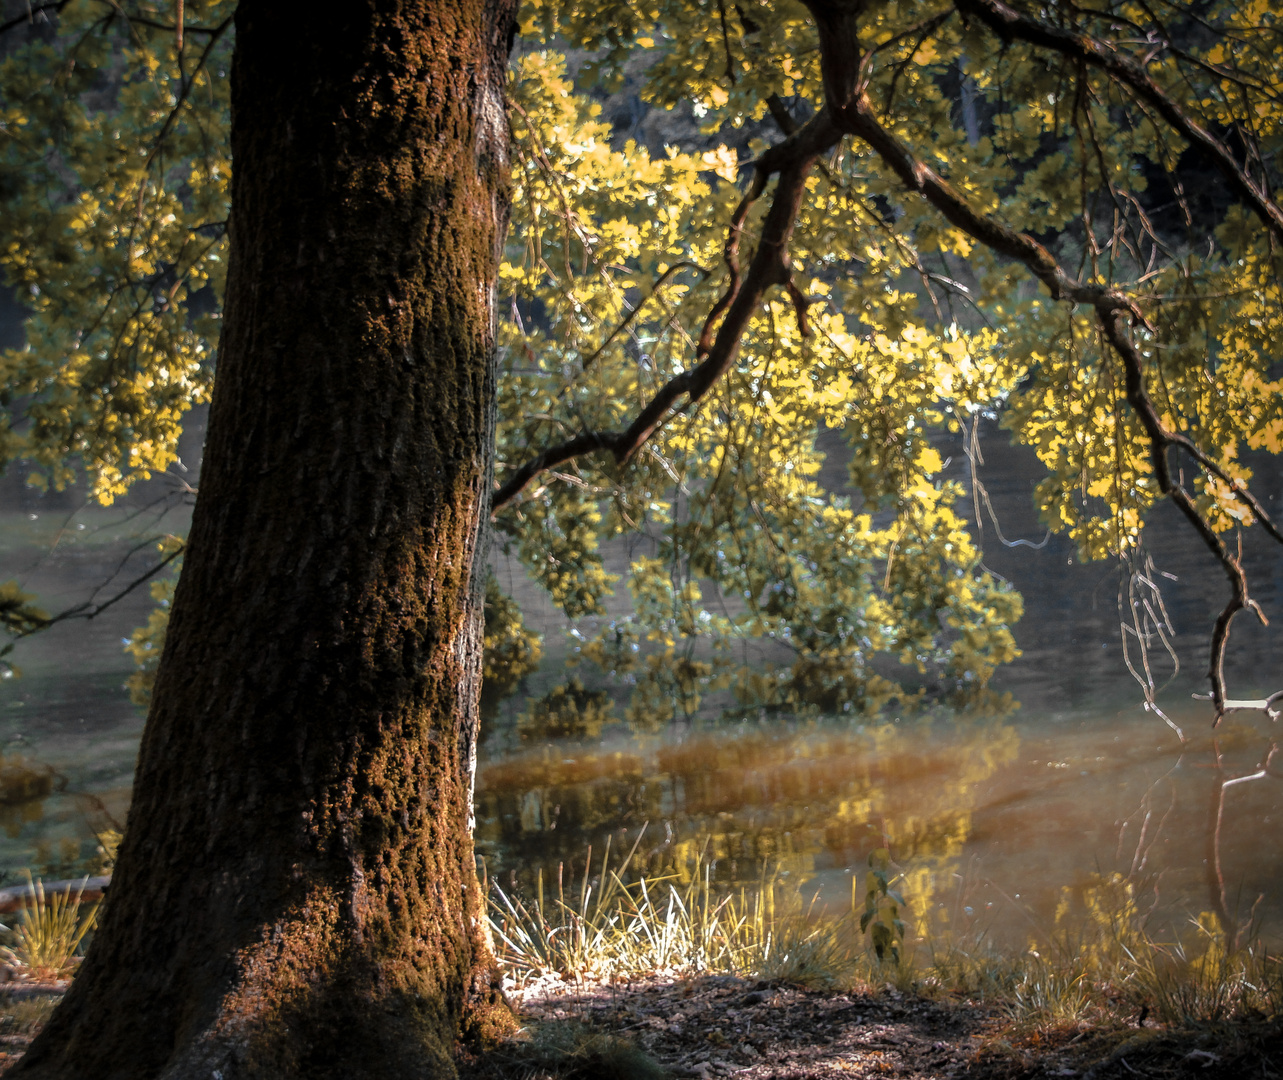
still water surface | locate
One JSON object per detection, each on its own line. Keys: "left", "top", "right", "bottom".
{"left": 476, "top": 703, "right": 1283, "bottom": 950}
{"left": 0, "top": 424, "right": 1278, "bottom": 954}
{"left": 473, "top": 435, "right": 1283, "bottom": 948}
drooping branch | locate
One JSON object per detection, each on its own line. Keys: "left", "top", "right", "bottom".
{"left": 1100, "top": 311, "right": 1268, "bottom": 719}
{"left": 48, "top": 542, "right": 185, "bottom": 628}
{"left": 804, "top": 10, "right": 1278, "bottom": 717}
{"left": 5, "top": 543, "right": 184, "bottom": 639}
{"left": 953, "top": 0, "right": 1283, "bottom": 245}
{"left": 0, "top": 541, "right": 185, "bottom": 677}
{"left": 491, "top": 112, "right": 841, "bottom": 511}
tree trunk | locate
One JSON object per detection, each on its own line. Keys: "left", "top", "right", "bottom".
{"left": 14, "top": 1, "right": 516, "bottom": 1076}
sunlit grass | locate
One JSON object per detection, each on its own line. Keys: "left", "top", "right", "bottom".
{"left": 488, "top": 837, "right": 868, "bottom": 988}
{"left": 922, "top": 881, "right": 1283, "bottom": 1030}
{"left": 488, "top": 851, "right": 1282, "bottom": 1034}
{"left": 0, "top": 873, "right": 100, "bottom": 981}
{"left": 488, "top": 835, "right": 756, "bottom": 983}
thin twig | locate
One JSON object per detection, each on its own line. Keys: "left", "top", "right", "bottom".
{"left": 13, "top": 544, "right": 184, "bottom": 639}
{"left": 0, "top": 0, "right": 69, "bottom": 36}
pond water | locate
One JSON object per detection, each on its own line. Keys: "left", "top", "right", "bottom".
{"left": 475, "top": 703, "right": 1283, "bottom": 951}
{"left": 474, "top": 431, "right": 1283, "bottom": 948}
{"left": 0, "top": 394, "right": 1278, "bottom": 955}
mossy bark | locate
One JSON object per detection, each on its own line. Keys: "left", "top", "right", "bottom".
{"left": 14, "top": 2, "right": 516, "bottom": 1076}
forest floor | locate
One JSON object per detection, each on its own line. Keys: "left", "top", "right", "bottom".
{"left": 0, "top": 983, "right": 65, "bottom": 1073}
{"left": 460, "top": 973, "right": 1283, "bottom": 1080}
{"left": 0, "top": 974, "right": 1278, "bottom": 1077}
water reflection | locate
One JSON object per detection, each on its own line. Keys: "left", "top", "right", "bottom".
{"left": 476, "top": 706, "right": 1283, "bottom": 949}
{"left": 0, "top": 755, "right": 58, "bottom": 838}
{"left": 0, "top": 753, "right": 120, "bottom": 880}
{"left": 477, "top": 715, "right": 1019, "bottom": 910}
{"left": 0, "top": 405, "right": 1276, "bottom": 954}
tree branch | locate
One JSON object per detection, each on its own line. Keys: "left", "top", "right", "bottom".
{"left": 1100, "top": 312, "right": 1265, "bottom": 720}
{"left": 828, "top": 94, "right": 1140, "bottom": 313}
{"left": 0, "top": 0, "right": 69, "bottom": 37}
{"left": 491, "top": 431, "right": 619, "bottom": 509}
{"left": 1, "top": 1, "right": 223, "bottom": 41}
{"left": 137, "top": 12, "right": 235, "bottom": 177}
{"left": 804, "top": 7, "right": 1277, "bottom": 718}
{"left": 492, "top": 111, "right": 842, "bottom": 511}
{"left": 953, "top": 0, "right": 1283, "bottom": 244}
{"left": 19, "top": 544, "right": 183, "bottom": 637}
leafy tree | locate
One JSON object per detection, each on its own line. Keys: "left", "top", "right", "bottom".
{"left": 0, "top": 0, "right": 1280, "bottom": 1074}
{"left": 493, "top": 0, "right": 1283, "bottom": 723}
{"left": 6, "top": 0, "right": 1281, "bottom": 731}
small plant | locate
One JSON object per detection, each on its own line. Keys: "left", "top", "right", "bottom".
{"left": 488, "top": 839, "right": 861, "bottom": 988}
{"left": 1007, "top": 954, "right": 1092, "bottom": 1024}
{"left": 859, "top": 848, "right": 906, "bottom": 965}
{"left": 0, "top": 872, "right": 100, "bottom": 981}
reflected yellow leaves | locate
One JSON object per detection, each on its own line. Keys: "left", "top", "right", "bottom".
{"left": 476, "top": 715, "right": 1021, "bottom": 941}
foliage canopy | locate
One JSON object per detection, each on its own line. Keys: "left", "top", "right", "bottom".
{"left": 1, "top": 0, "right": 1281, "bottom": 723}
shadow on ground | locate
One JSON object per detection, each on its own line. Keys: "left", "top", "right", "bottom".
{"left": 460, "top": 975, "right": 1283, "bottom": 1080}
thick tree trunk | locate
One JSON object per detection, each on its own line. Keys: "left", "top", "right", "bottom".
{"left": 14, "top": 2, "right": 516, "bottom": 1076}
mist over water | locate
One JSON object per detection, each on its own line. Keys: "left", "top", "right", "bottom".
{"left": 474, "top": 427, "right": 1283, "bottom": 949}
{"left": 0, "top": 319, "right": 1278, "bottom": 952}
{"left": 476, "top": 703, "right": 1283, "bottom": 950}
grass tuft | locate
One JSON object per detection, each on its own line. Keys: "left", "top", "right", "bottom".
{"left": 0, "top": 872, "right": 99, "bottom": 981}
{"left": 488, "top": 838, "right": 869, "bottom": 988}
{"left": 489, "top": 849, "right": 1283, "bottom": 1042}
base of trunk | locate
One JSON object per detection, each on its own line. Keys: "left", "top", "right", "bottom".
{"left": 15, "top": 889, "right": 513, "bottom": 1080}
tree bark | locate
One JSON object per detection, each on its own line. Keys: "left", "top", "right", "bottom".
{"left": 13, "top": 1, "right": 516, "bottom": 1076}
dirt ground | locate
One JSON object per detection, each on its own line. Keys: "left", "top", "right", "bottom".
{"left": 462, "top": 974, "right": 1283, "bottom": 1080}
{"left": 0, "top": 984, "right": 63, "bottom": 1074}
{"left": 0, "top": 976, "right": 1278, "bottom": 1077}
